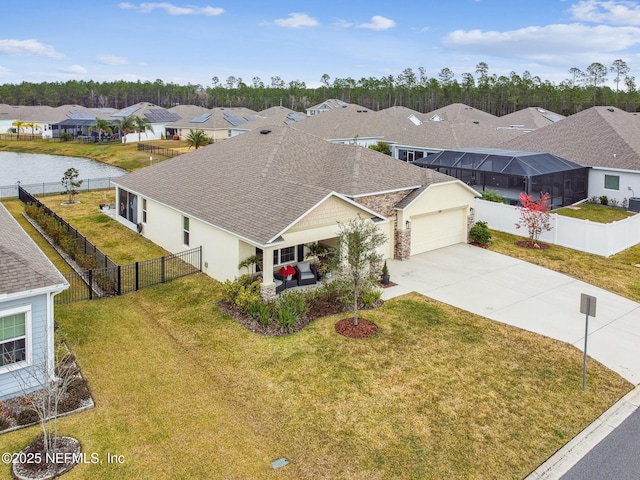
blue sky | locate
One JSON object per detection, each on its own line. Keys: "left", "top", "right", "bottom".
{"left": 2, "top": 0, "right": 640, "bottom": 89}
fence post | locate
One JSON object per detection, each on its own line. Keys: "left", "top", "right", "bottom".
{"left": 88, "top": 270, "right": 93, "bottom": 300}
{"left": 161, "top": 256, "right": 166, "bottom": 283}
{"left": 117, "top": 265, "right": 121, "bottom": 295}
{"left": 135, "top": 262, "right": 139, "bottom": 291}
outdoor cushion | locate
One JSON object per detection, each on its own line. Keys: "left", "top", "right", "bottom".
{"left": 297, "top": 262, "right": 311, "bottom": 273}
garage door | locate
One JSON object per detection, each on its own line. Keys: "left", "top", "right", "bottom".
{"left": 410, "top": 208, "right": 466, "bottom": 255}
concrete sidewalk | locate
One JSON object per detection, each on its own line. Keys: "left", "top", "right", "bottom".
{"left": 382, "top": 243, "right": 640, "bottom": 385}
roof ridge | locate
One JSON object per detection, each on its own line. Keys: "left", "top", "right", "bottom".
{"left": 260, "top": 127, "right": 286, "bottom": 178}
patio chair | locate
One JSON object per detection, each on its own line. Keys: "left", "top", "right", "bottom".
{"left": 274, "top": 270, "right": 297, "bottom": 289}
{"left": 295, "top": 262, "right": 317, "bottom": 286}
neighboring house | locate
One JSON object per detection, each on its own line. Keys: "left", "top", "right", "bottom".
{"left": 499, "top": 106, "right": 640, "bottom": 205}
{"left": 496, "top": 106, "right": 565, "bottom": 131}
{"left": 113, "top": 126, "right": 478, "bottom": 297}
{"left": 109, "top": 102, "right": 179, "bottom": 143}
{"left": 306, "top": 98, "right": 350, "bottom": 116}
{"left": 0, "top": 204, "right": 69, "bottom": 401}
{"left": 293, "top": 103, "right": 417, "bottom": 147}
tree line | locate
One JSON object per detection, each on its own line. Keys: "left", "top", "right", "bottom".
{"left": 1, "top": 61, "right": 637, "bottom": 116}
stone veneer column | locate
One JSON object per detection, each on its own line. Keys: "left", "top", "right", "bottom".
{"left": 260, "top": 282, "right": 277, "bottom": 301}
{"left": 394, "top": 229, "right": 411, "bottom": 260}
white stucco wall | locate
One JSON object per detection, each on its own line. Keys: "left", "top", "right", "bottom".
{"left": 588, "top": 167, "right": 640, "bottom": 205}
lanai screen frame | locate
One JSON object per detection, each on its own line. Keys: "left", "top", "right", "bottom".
{"left": 414, "top": 149, "right": 588, "bottom": 207}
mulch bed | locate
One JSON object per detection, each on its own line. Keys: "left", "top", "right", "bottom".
{"left": 218, "top": 296, "right": 383, "bottom": 336}
{"left": 334, "top": 318, "right": 379, "bottom": 338}
{"left": 515, "top": 240, "right": 550, "bottom": 250}
{"left": 380, "top": 281, "right": 397, "bottom": 288}
{"left": 12, "top": 436, "right": 81, "bottom": 480}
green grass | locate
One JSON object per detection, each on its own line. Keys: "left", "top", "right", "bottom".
{"left": 0, "top": 139, "right": 184, "bottom": 171}
{"left": 3, "top": 192, "right": 169, "bottom": 265}
{"left": 553, "top": 202, "right": 634, "bottom": 223}
{"left": 0, "top": 279, "right": 629, "bottom": 480}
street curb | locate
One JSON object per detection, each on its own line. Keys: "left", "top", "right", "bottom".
{"left": 524, "top": 384, "right": 640, "bottom": 480}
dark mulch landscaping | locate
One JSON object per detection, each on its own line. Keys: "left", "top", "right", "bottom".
{"left": 12, "top": 436, "right": 81, "bottom": 480}
{"left": 335, "top": 318, "right": 379, "bottom": 338}
{"left": 218, "top": 295, "right": 383, "bottom": 336}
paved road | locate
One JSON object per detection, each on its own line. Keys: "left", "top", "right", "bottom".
{"left": 560, "top": 408, "right": 640, "bottom": 480}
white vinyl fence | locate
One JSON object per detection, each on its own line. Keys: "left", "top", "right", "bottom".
{"left": 474, "top": 198, "right": 640, "bottom": 257}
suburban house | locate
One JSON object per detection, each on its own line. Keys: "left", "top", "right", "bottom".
{"left": 306, "top": 99, "right": 350, "bottom": 116}
{"left": 498, "top": 106, "right": 640, "bottom": 207}
{"left": 0, "top": 204, "right": 69, "bottom": 401}
{"left": 112, "top": 126, "right": 478, "bottom": 297}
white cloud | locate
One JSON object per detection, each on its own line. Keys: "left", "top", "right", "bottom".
{"left": 59, "top": 65, "right": 88, "bottom": 75}
{"left": 273, "top": 13, "right": 319, "bottom": 28}
{"left": 568, "top": 0, "right": 640, "bottom": 25}
{"left": 119, "top": 2, "right": 224, "bottom": 16}
{"left": 95, "top": 54, "right": 129, "bottom": 65}
{"left": 357, "top": 16, "right": 396, "bottom": 31}
{"left": 443, "top": 23, "right": 640, "bottom": 59}
{"left": 0, "top": 39, "right": 63, "bottom": 59}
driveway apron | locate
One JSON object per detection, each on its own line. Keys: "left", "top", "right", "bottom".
{"left": 382, "top": 243, "right": 640, "bottom": 385}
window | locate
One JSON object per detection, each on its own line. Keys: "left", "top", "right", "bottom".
{"left": 273, "top": 246, "right": 296, "bottom": 265}
{"left": 0, "top": 309, "right": 28, "bottom": 368}
{"left": 118, "top": 189, "right": 138, "bottom": 224}
{"left": 142, "top": 198, "right": 147, "bottom": 223}
{"left": 183, "top": 217, "right": 190, "bottom": 246}
{"left": 604, "top": 175, "right": 620, "bottom": 190}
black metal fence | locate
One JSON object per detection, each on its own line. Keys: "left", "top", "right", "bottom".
{"left": 57, "top": 247, "right": 202, "bottom": 304}
{"left": 18, "top": 186, "right": 202, "bottom": 304}
{"left": 2, "top": 177, "right": 121, "bottom": 199}
{"left": 137, "top": 142, "right": 182, "bottom": 158}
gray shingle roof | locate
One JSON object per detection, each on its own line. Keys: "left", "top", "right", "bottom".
{"left": 0, "top": 204, "right": 68, "bottom": 296}
{"left": 114, "top": 126, "right": 453, "bottom": 245}
{"left": 497, "top": 107, "right": 565, "bottom": 130}
{"left": 498, "top": 106, "right": 640, "bottom": 170}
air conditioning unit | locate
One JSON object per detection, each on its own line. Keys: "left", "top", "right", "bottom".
{"left": 629, "top": 197, "right": 640, "bottom": 213}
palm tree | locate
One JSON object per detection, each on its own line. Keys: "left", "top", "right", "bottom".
{"left": 133, "top": 116, "right": 155, "bottom": 142}
{"left": 115, "top": 115, "right": 135, "bottom": 144}
{"left": 88, "top": 118, "right": 113, "bottom": 143}
{"left": 11, "top": 120, "right": 25, "bottom": 139}
{"left": 185, "top": 129, "right": 210, "bottom": 150}
{"left": 25, "top": 121, "right": 42, "bottom": 136}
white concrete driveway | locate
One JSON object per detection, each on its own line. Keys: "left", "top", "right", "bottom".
{"left": 382, "top": 243, "right": 640, "bottom": 385}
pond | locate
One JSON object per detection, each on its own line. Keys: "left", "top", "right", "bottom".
{"left": 0, "top": 152, "right": 127, "bottom": 198}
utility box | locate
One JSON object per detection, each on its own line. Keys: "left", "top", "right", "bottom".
{"left": 629, "top": 197, "right": 640, "bottom": 213}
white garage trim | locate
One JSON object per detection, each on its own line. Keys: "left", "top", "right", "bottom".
{"left": 410, "top": 207, "right": 467, "bottom": 255}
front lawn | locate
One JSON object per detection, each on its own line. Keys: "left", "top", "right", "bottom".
{"left": 0, "top": 276, "right": 630, "bottom": 480}
{"left": 552, "top": 202, "right": 635, "bottom": 223}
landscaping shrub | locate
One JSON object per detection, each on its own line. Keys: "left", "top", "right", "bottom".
{"left": 59, "top": 377, "right": 91, "bottom": 413}
{"left": 315, "top": 277, "right": 353, "bottom": 308}
{"left": 481, "top": 189, "right": 507, "bottom": 204}
{"left": 95, "top": 272, "right": 117, "bottom": 294}
{"left": 274, "top": 290, "right": 309, "bottom": 331}
{"left": 469, "top": 221, "right": 492, "bottom": 245}
{"left": 0, "top": 415, "right": 9, "bottom": 431}
{"left": 360, "top": 287, "right": 382, "bottom": 307}
{"left": 247, "top": 299, "right": 274, "bottom": 327}
{"left": 609, "top": 198, "right": 619, "bottom": 207}
{"left": 16, "top": 409, "right": 38, "bottom": 426}
{"left": 599, "top": 195, "right": 609, "bottom": 206}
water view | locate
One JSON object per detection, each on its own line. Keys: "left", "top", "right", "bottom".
{"left": 0, "top": 152, "right": 127, "bottom": 197}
